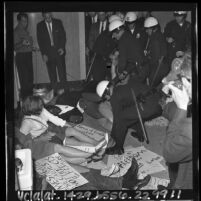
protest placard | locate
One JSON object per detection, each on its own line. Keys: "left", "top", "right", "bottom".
{"left": 106, "top": 146, "right": 166, "bottom": 177}
{"left": 141, "top": 176, "right": 170, "bottom": 190}
{"left": 74, "top": 124, "right": 106, "bottom": 141}
{"left": 35, "top": 153, "right": 88, "bottom": 190}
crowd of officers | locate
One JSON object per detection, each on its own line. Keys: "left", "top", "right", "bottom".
{"left": 85, "top": 11, "right": 191, "bottom": 85}
{"left": 89, "top": 11, "right": 193, "bottom": 190}
{"left": 85, "top": 11, "right": 191, "bottom": 154}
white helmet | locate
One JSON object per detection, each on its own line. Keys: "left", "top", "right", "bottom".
{"left": 109, "top": 19, "right": 124, "bottom": 32}
{"left": 125, "top": 12, "right": 137, "bottom": 23}
{"left": 144, "top": 17, "right": 158, "bottom": 28}
{"left": 174, "top": 11, "right": 187, "bottom": 15}
{"left": 96, "top": 80, "right": 109, "bottom": 97}
{"left": 109, "top": 15, "right": 122, "bottom": 23}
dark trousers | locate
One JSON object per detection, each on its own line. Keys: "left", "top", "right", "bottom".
{"left": 91, "top": 55, "right": 107, "bottom": 82}
{"left": 148, "top": 61, "right": 170, "bottom": 87}
{"left": 46, "top": 47, "right": 67, "bottom": 90}
{"left": 110, "top": 79, "right": 162, "bottom": 148}
{"left": 15, "top": 52, "right": 33, "bottom": 99}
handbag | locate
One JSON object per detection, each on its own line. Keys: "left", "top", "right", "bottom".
{"left": 58, "top": 108, "right": 83, "bottom": 124}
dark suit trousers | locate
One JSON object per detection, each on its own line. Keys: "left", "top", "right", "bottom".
{"left": 110, "top": 79, "right": 162, "bottom": 148}
{"left": 91, "top": 55, "right": 107, "bottom": 82}
{"left": 46, "top": 47, "right": 67, "bottom": 90}
{"left": 15, "top": 52, "right": 33, "bottom": 98}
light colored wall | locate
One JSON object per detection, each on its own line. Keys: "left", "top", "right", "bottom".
{"left": 13, "top": 12, "right": 86, "bottom": 84}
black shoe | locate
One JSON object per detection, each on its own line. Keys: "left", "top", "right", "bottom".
{"left": 122, "top": 157, "right": 139, "bottom": 189}
{"left": 135, "top": 175, "right": 151, "bottom": 190}
{"left": 105, "top": 146, "right": 124, "bottom": 155}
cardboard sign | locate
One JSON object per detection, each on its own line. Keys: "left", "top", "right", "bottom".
{"left": 35, "top": 153, "right": 88, "bottom": 190}
{"left": 107, "top": 146, "right": 166, "bottom": 177}
{"left": 74, "top": 124, "right": 106, "bottom": 141}
{"left": 141, "top": 176, "right": 170, "bottom": 190}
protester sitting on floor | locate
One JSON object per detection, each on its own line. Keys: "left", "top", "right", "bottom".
{"left": 18, "top": 95, "right": 108, "bottom": 164}
{"left": 161, "top": 50, "right": 193, "bottom": 189}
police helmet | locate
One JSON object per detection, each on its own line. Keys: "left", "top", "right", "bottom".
{"left": 109, "top": 19, "right": 124, "bottom": 32}
{"left": 109, "top": 15, "right": 122, "bottom": 23}
{"left": 124, "top": 12, "right": 137, "bottom": 23}
{"left": 144, "top": 17, "right": 158, "bottom": 28}
{"left": 96, "top": 80, "right": 110, "bottom": 98}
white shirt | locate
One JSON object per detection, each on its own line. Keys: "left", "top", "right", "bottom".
{"left": 99, "top": 21, "right": 107, "bottom": 34}
{"left": 20, "top": 108, "right": 66, "bottom": 139}
{"left": 91, "top": 15, "right": 98, "bottom": 24}
{"left": 45, "top": 21, "right": 52, "bottom": 32}
{"left": 45, "top": 21, "right": 54, "bottom": 46}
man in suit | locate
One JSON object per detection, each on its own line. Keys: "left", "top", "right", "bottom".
{"left": 88, "top": 12, "right": 108, "bottom": 55}
{"left": 85, "top": 12, "right": 98, "bottom": 75}
{"left": 37, "top": 12, "right": 67, "bottom": 94}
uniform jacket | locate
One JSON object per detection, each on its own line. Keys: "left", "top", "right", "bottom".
{"left": 164, "top": 20, "right": 191, "bottom": 52}
{"left": 147, "top": 29, "right": 167, "bottom": 65}
{"left": 117, "top": 30, "right": 144, "bottom": 74}
{"left": 85, "top": 15, "right": 98, "bottom": 45}
{"left": 163, "top": 108, "right": 192, "bottom": 189}
{"left": 88, "top": 20, "right": 109, "bottom": 51}
{"left": 37, "top": 18, "right": 66, "bottom": 56}
{"left": 93, "top": 31, "right": 117, "bottom": 58}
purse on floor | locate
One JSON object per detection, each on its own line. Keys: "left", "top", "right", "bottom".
{"left": 58, "top": 108, "right": 83, "bottom": 124}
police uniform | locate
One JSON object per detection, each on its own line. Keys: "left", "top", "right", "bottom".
{"left": 108, "top": 77, "right": 162, "bottom": 154}
{"left": 164, "top": 19, "right": 191, "bottom": 65}
{"left": 91, "top": 30, "right": 117, "bottom": 82}
{"left": 116, "top": 30, "right": 145, "bottom": 79}
{"left": 146, "top": 29, "right": 169, "bottom": 87}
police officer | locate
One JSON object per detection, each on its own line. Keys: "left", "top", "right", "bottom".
{"left": 90, "top": 27, "right": 117, "bottom": 83}
{"left": 124, "top": 12, "right": 147, "bottom": 50}
{"left": 96, "top": 77, "right": 162, "bottom": 155}
{"left": 109, "top": 19, "right": 145, "bottom": 83}
{"left": 144, "top": 17, "right": 169, "bottom": 87}
{"left": 164, "top": 11, "right": 191, "bottom": 65}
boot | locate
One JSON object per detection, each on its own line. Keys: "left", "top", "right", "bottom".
{"left": 105, "top": 145, "right": 124, "bottom": 155}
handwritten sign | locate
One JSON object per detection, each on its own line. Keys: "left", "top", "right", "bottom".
{"left": 35, "top": 153, "right": 88, "bottom": 190}
{"left": 141, "top": 176, "right": 170, "bottom": 190}
{"left": 74, "top": 124, "right": 106, "bottom": 141}
{"left": 107, "top": 146, "right": 166, "bottom": 177}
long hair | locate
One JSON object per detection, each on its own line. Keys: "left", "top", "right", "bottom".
{"left": 22, "top": 95, "right": 44, "bottom": 116}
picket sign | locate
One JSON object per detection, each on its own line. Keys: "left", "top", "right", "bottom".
{"left": 107, "top": 146, "right": 166, "bottom": 178}
{"left": 35, "top": 153, "right": 88, "bottom": 190}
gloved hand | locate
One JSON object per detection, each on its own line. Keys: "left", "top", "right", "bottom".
{"left": 167, "top": 80, "right": 189, "bottom": 111}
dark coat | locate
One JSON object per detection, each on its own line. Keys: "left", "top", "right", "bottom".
{"left": 146, "top": 29, "right": 169, "bottom": 86}
{"left": 37, "top": 18, "right": 66, "bottom": 56}
{"left": 117, "top": 30, "right": 144, "bottom": 74}
{"left": 164, "top": 20, "right": 191, "bottom": 52}
{"left": 88, "top": 21, "right": 109, "bottom": 51}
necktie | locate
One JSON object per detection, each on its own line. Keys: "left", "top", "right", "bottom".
{"left": 100, "top": 22, "right": 104, "bottom": 34}
{"left": 47, "top": 22, "right": 54, "bottom": 46}
{"left": 102, "top": 22, "right": 105, "bottom": 32}
{"left": 92, "top": 17, "right": 95, "bottom": 24}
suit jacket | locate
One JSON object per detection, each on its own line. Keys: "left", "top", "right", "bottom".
{"left": 37, "top": 18, "right": 66, "bottom": 56}
{"left": 88, "top": 20, "right": 109, "bottom": 51}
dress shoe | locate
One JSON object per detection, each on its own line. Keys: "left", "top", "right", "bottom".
{"left": 105, "top": 145, "right": 124, "bottom": 155}
{"left": 122, "top": 157, "right": 139, "bottom": 189}
{"left": 122, "top": 157, "right": 151, "bottom": 190}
